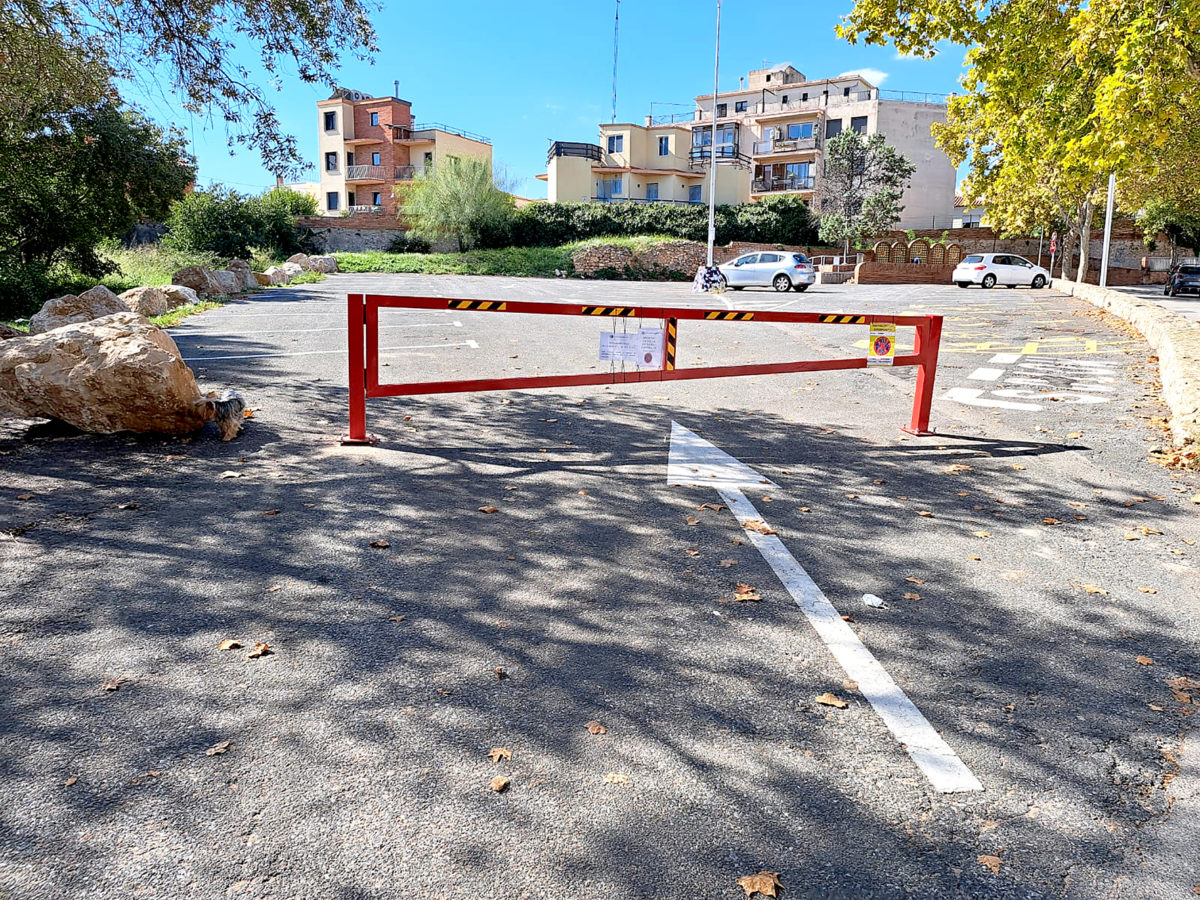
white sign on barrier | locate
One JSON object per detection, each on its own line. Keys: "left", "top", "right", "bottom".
{"left": 868, "top": 322, "right": 896, "bottom": 367}
{"left": 600, "top": 328, "right": 664, "bottom": 368}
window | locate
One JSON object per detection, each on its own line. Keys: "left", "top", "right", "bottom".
{"left": 369, "top": 111, "right": 379, "bottom": 126}
{"left": 646, "top": 182, "right": 659, "bottom": 201}
{"left": 716, "top": 103, "right": 727, "bottom": 117}
{"left": 611, "top": 176, "right": 622, "bottom": 195}
{"left": 423, "top": 152, "right": 433, "bottom": 168}
{"left": 658, "top": 135, "right": 670, "bottom": 156}
{"left": 850, "top": 116, "right": 868, "bottom": 134}
{"left": 347, "top": 191, "right": 355, "bottom": 207}
{"left": 782, "top": 95, "right": 788, "bottom": 104}
{"left": 760, "top": 253, "right": 781, "bottom": 263}
{"left": 843, "top": 86, "right": 851, "bottom": 97}
{"left": 371, "top": 151, "right": 381, "bottom": 165}
{"left": 688, "top": 185, "right": 702, "bottom": 203}
{"left": 735, "top": 100, "right": 747, "bottom": 113}
{"left": 785, "top": 162, "right": 810, "bottom": 182}
{"left": 801, "top": 92, "right": 808, "bottom": 102}
{"left": 323, "top": 110, "right": 337, "bottom": 131}
{"left": 324, "top": 152, "right": 338, "bottom": 172}
{"left": 735, "top": 255, "right": 758, "bottom": 266}
{"left": 693, "top": 129, "right": 711, "bottom": 146}
{"left": 346, "top": 151, "right": 355, "bottom": 166}
{"left": 326, "top": 192, "right": 339, "bottom": 211}
{"left": 825, "top": 119, "right": 843, "bottom": 138}
{"left": 372, "top": 191, "right": 382, "bottom": 206}
{"left": 963, "top": 255, "right": 984, "bottom": 263}
{"left": 792, "top": 254, "right": 810, "bottom": 264}
{"left": 607, "top": 134, "right": 623, "bottom": 153}
{"left": 787, "top": 123, "right": 814, "bottom": 140}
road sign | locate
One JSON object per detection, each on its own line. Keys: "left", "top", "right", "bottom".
{"left": 867, "top": 322, "right": 896, "bottom": 366}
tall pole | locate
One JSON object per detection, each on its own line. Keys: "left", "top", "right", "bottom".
{"left": 1100, "top": 172, "right": 1116, "bottom": 287}
{"left": 611, "top": 0, "right": 620, "bottom": 125}
{"left": 706, "top": 0, "right": 722, "bottom": 267}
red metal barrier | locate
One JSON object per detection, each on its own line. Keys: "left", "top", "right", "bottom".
{"left": 343, "top": 294, "right": 943, "bottom": 444}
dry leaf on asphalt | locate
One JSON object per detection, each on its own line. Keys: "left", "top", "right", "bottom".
{"left": 369, "top": 539, "right": 390, "bottom": 549}
{"left": 479, "top": 506, "right": 499, "bottom": 514}
{"left": 1139, "top": 588, "right": 1157, "bottom": 594}
{"left": 905, "top": 577, "right": 925, "bottom": 585}
{"left": 1068, "top": 431, "right": 1082, "bottom": 439}
{"left": 797, "top": 505, "right": 811, "bottom": 512}
{"left": 101, "top": 677, "right": 123, "bottom": 692}
{"left": 968, "top": 555, "right": 981, "bottom": 561}
{"left": 743, "top": 520, "right": 776, "bottom": 535}
{"left": 844, "top": 493, "right": 859, "bottom": 499}
{"left": 388, "top": 614, "right": 406, "bottom": 622}
{"left": 262, "top": 509, "right": 279, "bottom": 516}
{"left": 697, "top": 502, "right": 726, "bottom": 512}
{"left": 719, "top": 559, "right": 738, "bottom": 567}
{"left": 1125, "top": 533, "right": 1141, "bottom": 541}
{"left": 685, "top": 515, "right": 699, "bottom": 526}
{"left": 944, "top": 464, "right": 973, "bottom": 474}
{"left": 585, "top": 720, "right": 607, "bottom": 735}
{"left": 247, "top": 642, "right": 271, "bottom": 659}
{"left": 722, "top": 583, "right": 762, "bottom": 603}
{"left": 489, "top": 747, "right": 512, "bottom": 763}
{"left": 489, "top": 776, "right": 510, "bottom": 792}
{"left": 1138, "top": 526, "right": 1164, "bottom": 536}
{"left": 1081, "top": 584, "right": 1108, "bottom": 595}
{"left": 1043, "top": 518, "right": 1062, "bottom": 525}
{"left": 973, "top": 531, "right": 992, "bottom": 539}
{"left": 816, "top": 692, "right": 848, "bottom": 709}
{"left": 903, "top": 592, "right": 921, "bottom": 601}
{"left": 1136, "top": 655, "right": 1154, "bottom": 666}
{"left": 1012, "top": 464, "right": 1026, "bottom": 471}
{"left": 205, "top": 740, "right": 232, "bottom": 756}
{"left": 685, "top": 548, "right": 699, "bottom": 557}
{"left": 978, "top": 855, "right": 1001, "bottom": 874}
{"left": 64, "top": 776, "right": 78, "bottom": 787}
{"left": 493, "top": 666, "right": 507, "bottom": 679}
{"left": 737, "top": 871, "right": 784, "bottom": 899}
{"left": 603, "top": 772, "right": 630, "bottom": 784}
{"left": 218, "top": 639, "right": 242, "bottom": 651}
{"left": 917, "top": 510, "right": 934, "bottom": 518}
{"left": 16, "top": 493, "right": 34, "bottom": 501}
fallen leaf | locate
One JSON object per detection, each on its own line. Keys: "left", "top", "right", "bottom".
{"left": 479, "top": 506, "right": 499, "bottom": 514}
{"left": 1012, "top": 464, "right": 1026, "bottom": 471}
{"left": 761, "top": 496, "right": 773, "bottom": 503}
{"left": 732, "top": 538, "right": 744, "bottom": 545}
{"left": 968, "top": 555, "right": 982, "bottom": 561}
{"left": 1124, "top": 533, "right": 1140, "bottom": 541}
{"left": 723, "top": 583, "right": 762, "bottom": 603}
{"left": 978, "top": 854, "right": 1001, "bottom": 874}
{"left": 1139, "top": 588, "right": 1157, "bottom": 594}
{"left": 388, "top": 614, "right": 406, "bottom": 622}
{"left": 1081, "top": 584, "right": 1108, "bottom": 595}
{"left": 905, "top": 576, "right": 925, "bottom": 585}
{"left": 1136, "top": 655, "right": 1154, "bottom": 666}
{"left": 1184, "top": 539, "right": 1197, "bottom": 546}
{"left": 217, "top": 639, "right": 242, "bottom": 651}
{"left": 585, "top": 720, "right": 607, "bottom": 735}
{"left": 493, "top": 666, "right": 507, "bottom": 679}
{"left": 797, "top": 506, "right": 811, "bottom": 512}
{"left": 973, "top": 531, "right": 991, "bottom": 539}
{"left": 743, "top": 519, "right": 776, "bottom": 535}
{"left": 840, "top": 614, "right": 854, "bottom": 622}
{"left": 685, "top": 515, "right": 699, "bottom": 526}
{"left": 685, "top": 548, "right": 700, "bottom": 557}
{"left": 603, "top": 772, "right": 630, "bottom": 784}
{"left": 489, "top": 747, "right": 511, "bottom": 763}
{"left": 64, "top": 776, "right": 78, "bottom": 786}
{"left": 903, "top": 592, "right": 921, "bottom": 601}
{"left": 737, "top": 871, "right": 784, "bottom": 898}
{"left": 816, "top": 692, "right": 848, "bottom": 709}
{"left": 845, "top": 493, "right": 859, "bottom": 499}
{"left": 956, "top": 491, "right": 969, "bottom": 497}
{"left": 719, "top": 559, "right": 738, "bottom": 567}
{"left": 1068, "top": 501, "right": 1087, "bottom": 508}
{"left": 489, "top": 776, "right": 510, "bottom": 793}
{"left": 1068, "top": 431, "right": 1082, "bottom": 439}
{"left": 247, "top": 642, "right": 271, "bottom": 659}
{"left": 1149, "top": 703, "right": 1164, "bottom": 712}
{"left": 916, "top": 510, "right": 934, "bottom": 518}
{"left": 205, "top": 740, "right": 232, "bottom": 756}
{"left": 15, "top": 493, "right": 34, "bottom": 501}
{"left": 504, "top": 485, "right": 517, "bottom": 491}
{"left": 1192, "top": 495, "right": 1200, "bottom": 505}
{"left": 1043, "top": 518, "right": 1062, "bottom": 525}
{"left": 266, "top": 585, "right": 281, "bottom": 593}
{"left": 1137, "top": 526, "right": 1164, "bottom": 536}
{"left": 262, "top": 509, "right": 280, "bottom": 516}
{"left": 101, "top": 677, "right": 123, "bottom": 692}
{"left": 944, "top": 464, "right": 973, "bottom": 474}
{"left": 369, "top": 539, "right": 390, "bottom": 549}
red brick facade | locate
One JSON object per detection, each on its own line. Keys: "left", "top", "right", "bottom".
{"left": 344, "top": 99, "right": 413, "bottom": 217}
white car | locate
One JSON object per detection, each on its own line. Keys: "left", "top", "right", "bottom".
{"left": 718, "top": 252, "right": 816, "bottom": 292}
{"left": 953, "top": 253, "right": 1049, "bottom": 289}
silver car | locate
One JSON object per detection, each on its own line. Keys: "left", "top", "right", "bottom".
{"left": 718, "top": 252, "right": 816, "bottom": 292}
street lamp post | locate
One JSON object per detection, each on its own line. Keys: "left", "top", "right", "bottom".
{"left": 706, "top": 0, "right": 722, "bottom": 267}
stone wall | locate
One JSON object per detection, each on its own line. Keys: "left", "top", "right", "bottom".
{"left": 853, "top": 262, "right": 958, "bottom": 285}
{"left": 571, "top": 241, "right": 707, "bottom": 279}
{"left": 296, "top": 215, "right": 408, "bottom": 253}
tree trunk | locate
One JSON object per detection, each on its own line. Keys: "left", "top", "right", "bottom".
{"left": 1060, "top": 227, "right": 1076, "bottom": 282}
{"left": 1075, "top": 200, "right": 1094, "bottom": 284}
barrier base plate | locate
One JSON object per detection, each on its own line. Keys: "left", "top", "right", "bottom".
{"left": 901, "top": 427, "right": 938, "bottom": 437}
{"left": 339, "top": 433, "right": 379, "bottom": 445}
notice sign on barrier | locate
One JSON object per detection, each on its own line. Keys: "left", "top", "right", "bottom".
{"left": 599, "top": 328, "right": 664, "bottom": 368}
{"left": 868, "top": 322, "right": 897, "bottom": 366}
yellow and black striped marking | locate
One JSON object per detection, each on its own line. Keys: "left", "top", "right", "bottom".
{"left": 581, "top": 305, "right": 635, "bottom": 316}
{"left": 703, "top": 311, "right": 755, "bottom": 321}
{"left": 665, "top": 318, "right": 677, "bottom": 371}
{"left": 818, "top": 314, "right": 867, "bottom": 324}
{"left": 448, "top": 300, "right": 507, "bottom": 311}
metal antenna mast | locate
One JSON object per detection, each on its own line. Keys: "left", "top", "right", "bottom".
{"left": 611, "top": 0, "right": 620, "bottom": 124}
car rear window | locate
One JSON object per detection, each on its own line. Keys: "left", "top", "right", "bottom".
{"left": 792, "top": 254, "right": 810, "bottom": 264}
{"left": 963, "top": 255, "right": 984, "bottom": 263}
{"left": 1180, "top": 266, "right": 1200, "bottom": 275}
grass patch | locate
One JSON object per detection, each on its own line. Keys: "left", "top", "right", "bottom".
{"left": 285, "top": 270, "right": 326, "bottom": 284}
{"left": 335, "top": 245, "right": 574, "bottom": 278}
{"left": 150, "top": 300, "right": 226, "bottom": 328}
{"left": 2, "top": 319, "right": 29, "bottom": 333}
{"left": 564, "top": 234, "right": 686, "bottom": 252}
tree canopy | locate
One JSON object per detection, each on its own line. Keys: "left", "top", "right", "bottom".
{"left": 401, "top": 159, "right": 516, "bottom": 252}
{"left": 817, "top": 131, "right": 915, "bottom": 253}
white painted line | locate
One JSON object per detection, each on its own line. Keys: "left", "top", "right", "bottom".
{"left": 666, "top": 421, "right": 778, "bottom": 490}
{"left": 988, "top": 353, "right": 1022, "bottom": 364}
{"left": 942, "top": 386, "right": 1042, "bottom": 411}
{"left": 967, "top": 367, "right": 1004, "bottom": 381}
{"left": 182, "top": 341, "right": 478, "bottom": 362}
{"left": 667, "top": 422, "right": 982, "bottom": 794}
{"left": 174, "top": 322, "right": 462, "bottom": 338}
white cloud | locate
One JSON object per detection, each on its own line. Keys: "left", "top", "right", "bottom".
{"left": 838, "top": 68, "right": 889, "bottom": 86}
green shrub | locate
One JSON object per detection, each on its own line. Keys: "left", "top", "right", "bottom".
{"left": 164, "top": 186, "right": 315, "bottom": 259}
{"left": 387, "top": 233, "right": 432, "bottom": 254}
{"left": 0, "top": 257, "right": 54, "bottom": 319}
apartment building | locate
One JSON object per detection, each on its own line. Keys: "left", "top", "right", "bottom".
{"left": 316, "top": 87, "right": 492, "bottom": 217}
{"left": 541, "top": 65, "right": 957, "bottom": 228}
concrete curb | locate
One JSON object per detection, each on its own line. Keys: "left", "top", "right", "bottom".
{"left": 1052, "top": 278, "right": 1200, "bottom": 448}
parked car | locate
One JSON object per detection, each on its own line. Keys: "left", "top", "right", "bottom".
{"left": 717, "top": 252, "right": 816, "bottom": 292}
{"left": 1164, "top": 263, "right": 1200, "bottom": 296}
{"left": 953, "top": 253, "right": 1049, "bottom": 289}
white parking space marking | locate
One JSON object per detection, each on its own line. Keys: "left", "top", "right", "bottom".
{"left": 947, "top": 354, "right": 1121, "bottom": 411}
{"left": 942, "top": 386, "right": 1042, "bottom": 411}
{"left": 967, "top": 368, "right": 1004, "bottom": 381}
{"left": 182, "top": 340, "right": 479, "bottom": 362}
{"left": 668, "top": 423, "right": 983, "bottom": 794}
{"left": 989, "top": 353, "right": 1022, "bottom": 365}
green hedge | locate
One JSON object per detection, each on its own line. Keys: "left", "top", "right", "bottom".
{"left": 492, "top": 195, "right": 819, "bottom": 249}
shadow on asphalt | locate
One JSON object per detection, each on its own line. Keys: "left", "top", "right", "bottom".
{"left": 1, "top": 378, "right": 1197, "bottom": 899}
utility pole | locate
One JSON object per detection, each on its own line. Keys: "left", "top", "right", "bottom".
{"left": 1099, "top": 172, "right": 1116, "bottom": 287}
{"left": 706, "top": 0, "right": 722, "bottom": 267}
{"left": 611, "top": 0, "right": 620, "bottom": 125}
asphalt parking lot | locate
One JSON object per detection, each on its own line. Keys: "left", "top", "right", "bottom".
{"left": 2, "top": 274, "right": 1199, "bottom": 899}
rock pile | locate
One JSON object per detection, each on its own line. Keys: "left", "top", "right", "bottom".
{"left": 0, "top": 313, "right": 244, "bottom": 439}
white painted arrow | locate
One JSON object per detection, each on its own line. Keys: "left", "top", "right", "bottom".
{"left": 667, "top": 422, "right": 983, "bottom": 794}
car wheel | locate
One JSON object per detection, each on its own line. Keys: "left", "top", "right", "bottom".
{"left": 956, "top": 281, "right": 970, "bottom": 288}
{"left": 1007, "top": 284, "right": 1017, "bottom": 289}
{"left": 772, "top": 274, "right": 792, "bottom": 292}
{"left": 981, "top": 273, "right": 997, "bottom": 289}
{"left": 1032, "top": 275, "right": 1046, "bottom": 289}
{"left": 1164, "top": 286, "right": 1172, "bottom": 296}
{"left": 792, "top": 284, "right": 809, "bottom": 292}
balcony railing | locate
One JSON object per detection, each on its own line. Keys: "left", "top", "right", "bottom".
{"left": 752, "top": 135, "right": 821, "bottom": 155}
{"left": 392, "top": 122, "right": 491, "bottom": 144}
{"left": 394, "top": 165, "right": 433, "bottom": 181}
{"left": 547, "top": 141, "right": 603, "bottom": 165}
{"left": 591, "top": 197, "right": 703, "bottom": 206}
{"left": 348, "top": 204, "right": 384, "bottom": 214}
{"left": 346, "top": 164, "right": 388, "bottom": 181}
{"left": 688, "top": 146, "right": 751, "bottom": 166}
{"left": 751, "top": 175, "right": 816, "bottom": 193}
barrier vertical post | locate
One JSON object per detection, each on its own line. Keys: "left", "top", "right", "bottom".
{"left": 663, "top": 317, "right": 677, "bottom": 371}
{"left": 341, "top": 293, "right": 376, "bottom": 445}
{"left": 905, "top": 315, "right": 943, "bottom": 435}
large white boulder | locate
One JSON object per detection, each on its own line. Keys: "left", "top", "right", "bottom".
{"left": 160, "top": 284, "right": 200, "bottom": 309}
{"left": 226, "top": 259, "right": 258, "bottom": 291}
{"left": 211, "top": 270, "right": 241, "bottom": 295}
{"left": 306, "top": 255, "right": 339, "bottom": 274}
{"left": 286, "top": 253, "right": 311, "bottom": 268}
{"left": 118, "top": 286, "right": 169, "bottom": 318}
{"left": 280, "top": 262, "right": 305, "bottom": 279}
{"left": 262, "top": 266, "right": 290, "bottom": 285}
{"left": 28, "top": 286, "right": 127, "bottom": 334}
{"left": 171, "top": 266, "right": 223, "bottom": 297}
{"left": 0, "top": 313, "right": 245, "bottom": 439}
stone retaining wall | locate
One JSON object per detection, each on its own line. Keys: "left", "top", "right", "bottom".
{"left": 1053, "top": 278, "right": 1200, "bottom": 449}
{"left": 853, "top": 262, "right": 957, "bottom": 285}
{"left": 571, "top": 241, "right": 706, "bottom": 279}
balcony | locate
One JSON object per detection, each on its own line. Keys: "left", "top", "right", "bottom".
{"left": 547, "top": 141, "right": 603, "bottom": 165}
{"left": 346, "top": 165, "right": 388, "bottom": 182}
{"left": 751, "top": 175, "right": 816, "bottom": 193}
{"left": 752, "top": 135, "right": 821, "bottom": 155}
{"left": 395, "top": 165, "right": 433, "bottom": 181}
{"left": 591, "top": 197, "right": 703, "bottom": 206}
{"left": 348, "top": 204, "right": 384, "bottom": 214}
{"left": 688, "top": 146, "right": 751, "bottom": 167}
{"left": 392, "top": 122, "right": 492, "bottom": 144}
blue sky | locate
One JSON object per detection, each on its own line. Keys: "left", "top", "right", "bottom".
{"left": 132, "top": 0, "right": 968, "bottom": 199}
